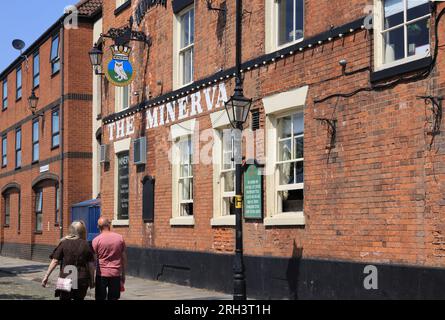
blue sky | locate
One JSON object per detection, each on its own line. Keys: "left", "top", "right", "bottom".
{"left": 0, "top": 0, "right": 75, "bottom": 71}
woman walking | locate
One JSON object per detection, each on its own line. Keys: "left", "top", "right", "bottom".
{"left": 41, "top": 221, "right": 95, "bottom": 300}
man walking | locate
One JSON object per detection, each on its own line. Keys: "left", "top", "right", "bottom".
{"left": 92, "top": 217, "right": 127, "bottom": 300}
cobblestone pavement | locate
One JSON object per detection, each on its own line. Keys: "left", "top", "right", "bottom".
{"left": 0, "top": 256, "right": 231, "bottom": 300}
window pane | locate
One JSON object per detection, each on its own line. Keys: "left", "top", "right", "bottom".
{"left": 56, "top": 186, "right": 60, "bottom": 211}
{"left": 293, "top": 113, "right": 304, "bottom": 135}
{"left": 279, "top": 162, "right": 294, "bottom": 185}
{"left": 52, "top": 111, "right": 60, "bottom": 133}
{"left": 34, "top": 54, "right": 40, "bottom": 78}
{"left": 189, "top": 9, "right": 195, "bottom": 44}
{"left": 52, "top": 135, "right": 60, "bottom": 148}
{"left": 180, "top": 178, "right": 193, "bottom": 201}
{"left": 407, "top": 0, "right": 430, "bottom": 21}
{"left": 180, "top": 11, "right": 190, "bottom": 48}
{"left": 182, "top": 47, "right": 193, "bottom": 84}
{"left": 36, "top": 213, "right": 42, "bottom": 231}
{"left": 33, "top": 121, "right": 39, "bottom": 142}
{"left": 36, "top": 191, "right": 43, "bottom": 212}
{"left": 384, "top": 0, "right": 404, "bottom": 29}
{"left": 294, "top": 136, "right": 304, "bottom": 159}
{"left": 181, "top": 203, "right": 193, "bottom": 216}
{"left": 51, "top": 37, "right": 59, "bottom": 60}
{"left": 383, "top": 27, "right": 405, "bottom": 63}
{"left": 278, "top": 139, "right": 292, "bottom": 161}
{"left": 279, "top": 189, "right": 304, "bottom": 213}
{"left": 407, "top": 18, "right": 430, "bottom": 57}
{"left": 222, "top": 198, "right": 234, "bottom": 216}
{"left": 16, "top": 130, "right": 21, "bottom": 149}
{"left": 33, "top": 144, "right": 39, "bottom": 162}
{"left": 52, "top": 60, "right": 60, "bottom": 74}
{"left": 278, "top": 116, "right": 292, "bottom": 138}
{"left": 223, "top": 171, "right": 235, "bottom": 193}
{"left": 277, "top": 0, "right": 294, "bottom": 46}
{"left": 5, "top": 195, "right": 10, "bottom": 225}
{"left": 295, "top": 0, "right": 304, "bottom": 40}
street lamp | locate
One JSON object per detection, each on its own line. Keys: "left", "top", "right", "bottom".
{"left": 223, "top": 0, "right": 251, "bottom": 301}
{"left": 89, "top": 43, "right": 104, "bottom": 75}
{"left": 28, "top": 90, "right": 39, "bottom": 114}
{"left": 225, "top": 82, "right": 252, "bottom": 130}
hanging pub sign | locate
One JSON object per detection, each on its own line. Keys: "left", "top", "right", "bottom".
{"left": 106, "top": 45, "right": 135, "bottom": 87}
{"left": 243, "top": 161, "right": 264, "bottom": 220}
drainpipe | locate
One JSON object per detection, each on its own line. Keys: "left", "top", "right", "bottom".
{"left": 59, "top": 22, "right": 65, "bottom": 240}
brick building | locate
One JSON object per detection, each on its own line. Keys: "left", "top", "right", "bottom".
{"left": 95, "top": 0, "right": 445, "bottom": 299}
{"left": 0, "top": 0, "right": 102, "bottom": 261}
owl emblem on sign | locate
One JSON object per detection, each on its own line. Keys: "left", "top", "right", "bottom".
{"left": 105, "top": 45, "right": 134, "bottom": 87}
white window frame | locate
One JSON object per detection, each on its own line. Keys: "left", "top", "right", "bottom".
{"left": 112, "top": 138, "right": 131, "bottom": 226}
{"left": 263, "top": 86, "right": 308, "bottom": 226}
{"left": 173, "top": 4, "right": 195, "bottom": 89}
{"left": 116, "top": 0, "right": 129, "bottom": 8}
{"left": 265, "top": 0, "right": 305, "bottom": 54}
{"left": 115, "top": 85, "right": 131, "bottom": 113}
{"left": 170, "top": 119, "right": 196, "bottom": 226}
{"left": 211, "top": 110, "right": 236, "bottom": 227}
{"left": 373, "top": 0, "right": 431, "bottom": 71}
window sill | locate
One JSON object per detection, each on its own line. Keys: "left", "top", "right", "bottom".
{"left": 211, "top": 215, "right": 236, "bottom": 227}
{"left": 51, "top": 145, "right": 60, "bottom": 151}
{"left": 51, "top": 70, "right": 60, "bottom": 78}
{"left": 170, "top": 216, "right": 195, "bottom": 226}
{"left": 34, "top": 231, "right": 43, "bottom": 235}
{"left": 112, "top": 219, "right": 129, "bottom": 227}
{"left": 114, "top": 0, "right": 131, "bottom": 16}
{"left": 2, "top": 107, "right": 7, "bottom": 112}
{"left": 371, "top": 56, "right": 432, "bottom": 83}
{"left": 16, "top": 97, "right": 22, "bottom": 103}
{"left": 267, "top": 38, "right": 304, "bottom": 55}
{"left": 3, "top": 225, "right": 10, "bottom": 228}
{"left": 264, "top": 212, "right": 305, "bottom": 227}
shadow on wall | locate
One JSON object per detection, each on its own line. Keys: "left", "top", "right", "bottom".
{"left": 286, "top": 241, "right": 303, "bottom": 300}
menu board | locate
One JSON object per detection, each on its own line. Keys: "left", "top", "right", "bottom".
{"left": 243, "top": 164, "right": 263, "bottom": 219}
{"left": 117, "top": 152, "right": 130, "bottom": 220}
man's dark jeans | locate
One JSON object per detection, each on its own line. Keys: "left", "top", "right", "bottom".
{"left": 95, "top": 275, "right": 121, "bottom": 300}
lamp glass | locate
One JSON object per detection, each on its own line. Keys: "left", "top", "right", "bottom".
{"left": 89, "top": 45, "right": 103, "bottom": 67}
{"left": 28, "top": 92, "right": 39, "bottom": 113}
{"left": 224, "top": 94, "right": 252, "bottom": 128}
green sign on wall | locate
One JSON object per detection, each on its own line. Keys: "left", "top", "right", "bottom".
{"left": 244, "top": 164, "right": 263, "bottom": 219}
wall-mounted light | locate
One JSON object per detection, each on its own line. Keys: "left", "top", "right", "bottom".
{"left": 89, "top": 43, "right": 104, "bottom": 76}
{"left": 28, "top": 90, "right": 39, "bottom": 114}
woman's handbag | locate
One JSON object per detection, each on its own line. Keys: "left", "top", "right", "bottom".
{"left": 56, "top": 277, "right": 73, "bottom": 292}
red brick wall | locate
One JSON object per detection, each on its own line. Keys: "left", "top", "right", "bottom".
{"left": 0, "top": 22, "right": 94, "bottom": 249}
{"left": 98, "top": 0, "right": 445, "bottom": 269}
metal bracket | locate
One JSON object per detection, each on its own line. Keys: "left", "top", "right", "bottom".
{"left": 417, "top": 95, "right": 443, "bottom": 137}
{"left": 206, "top": 0, "right": 227, "bottom": 12}
{"left": 315, "top": 118, "right": 337, "bottom": 150}
{"left": 101, "top": 18, "right": 151, "bottom": 46}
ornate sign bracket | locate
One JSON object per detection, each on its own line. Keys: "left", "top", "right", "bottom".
{"left": 417, "top": 95, "right": 443, "bottom": 138}
{"left": 101, "top": 18, "right": 152, "bottom": 46}
{"left": 315, "top": 118, "right": 337, "bottom": 150}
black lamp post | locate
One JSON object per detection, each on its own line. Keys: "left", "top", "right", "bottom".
{"left": 89, "top": 43, "right": 104, "bottom": 75}
{"left": 28, "top": 90, "right": 39, "bottom": 114}
{"left": 224, "top": 0, "right": 252, "bottom": 301}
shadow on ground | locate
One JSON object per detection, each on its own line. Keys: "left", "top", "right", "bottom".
{"left": 0, "top": 265, "right": 46, "bottom": 276}
{"left": 0, "top": 293, "right": 48, "bottom": 300}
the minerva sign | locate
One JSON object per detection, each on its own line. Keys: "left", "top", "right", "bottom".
{"left": 107, "top": 82, "right": 228, "bottom": 141}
